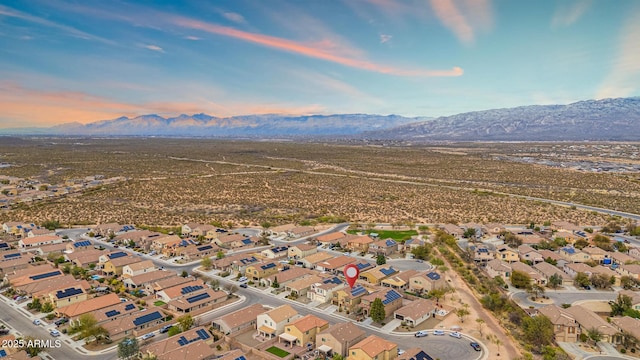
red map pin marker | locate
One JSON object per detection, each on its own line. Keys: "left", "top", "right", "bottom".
{"left": 343, "top": 264, "right": 359, "bottom": 289}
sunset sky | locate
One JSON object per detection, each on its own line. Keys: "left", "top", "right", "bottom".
{"left": 1, "top": 0, "right": 639, "bottom": 128}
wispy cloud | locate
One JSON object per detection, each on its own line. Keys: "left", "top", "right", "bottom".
{"left": 0, "top": 4, "right": 113, "bottom": 44}
{"left": 143, "top": 44, "right": 165, "bottom": 53}
{"left": 184, "top": 35, "right": 201, "bottom": 41}
{"left": 380, "top": 34, "right": 392, "bottom": 43}
{"left": 551, "top": 0, "right": 592, "bottom": 28}
{"left": 430, "top": 0, "right": 475, "bottom": 44}
{"left": 221, "top": 11, "right": 246, "bottom": 25}
{"left": 170, "top": 16, "right": 462, "bottom": 77}
{"left": 596, "top": 6, "right": 640, "bottom": 99}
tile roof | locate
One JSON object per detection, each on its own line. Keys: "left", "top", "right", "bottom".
{"left": 215, "top": 303, "right": 267, "bottom": 330}
{"left": 59, "top": 293, "right": 121, "bottom": 318}
{"left": 350, "top": 335, "right": 396, "bottom": 358}
{"left": 289, "top": 314, "right": 328, "bottom": 332}
{"left": 19, "top": 235, "right": 63, "bottom": 245}
{"left": 265, "top": 304, "right": 298, "bottom": 323}
{"left": 318, "top": 322, "right": 365, "bottom": 343}
{"left": 394, "top": 299, "right": 436, "bottom": 320}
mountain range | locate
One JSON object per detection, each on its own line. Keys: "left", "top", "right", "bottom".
{"left": 2, "top": 97, "right": 639, "bottom": 140}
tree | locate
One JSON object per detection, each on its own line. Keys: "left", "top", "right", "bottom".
{"left": 332, "top": 354, "right": 344, "bottom": 360}
{"left": 77, "top": 313, "right": 98, "bottom": 339}
{"left": 369, "top": 298, "right": 386, "bottom": 323}
{"left": 510, "top": 270, "right": 532, "bottom": 289}
{"left": 587, "top": 327, "right": 603, "bottom": 346}
{"left": 463, "top": 228, "right": 477, "bottom": 239}
{"left": 544, "top": 257, "right": 558, "bottom": 266}
{"left": 593, "top": 234, "right": 613, "bottom": 251}
{"left": 41, "top": 302, "right": 55, "bottom": 313}
{"left": 500, "top": 230, "right": 522, "bottom": 248}
{"left": 41, "top": 220, "right": 61, "bottom": 231}
{"left": 428, "top": 288, "right": 446, "bottom": 301}
{"left": 574, "top": 239, "right": 589, "bottom": 249}
{"left": 200, "top": 257, "right": 212, "bottom": 270}
{"left": 475, "top": 318, "right": 485, "bottom": 336}
{"left": 527, "top": 284, "right": 545, "bottom": 300}
{"left": 21, "top": 336, "right": 44, "bottom": 357}
{"left": 590, "top": 273, "right": 612, "bottom": 290}
{"left": 610, "top": 294, "right": 633, "bottom": 316}
{"left": 177, "top": 315, "right": 194, "bottom": 332}
{"left": 574, "top": 272, "right": 591, "bottom": 288}
{"left": 181, "top": 270, "right": 188, "bottom": 278}
{"left": 210, "top": 279, "right": 220, "bottom": 290}
{"left": 216, "top": 250, "right": 225, "bottom": 259}
{"left": 455, "top": 306, "right": 470, "bottom": 323}
{"left": 272, "top": 276, "right": 280, "bottom": 288}
{"left": 548, "top": 273, "right": 563, "bottom": 289}
{"left": 411, "top": 245, "right": 432, "bottom": 260}
{"left": 620, "top": 276, "right": 639, "bottom": 290}
{"left": 522, "top": 315, "right": 554, "bottom": 352}
{"left": 376, "top": 254, "right": 386, "bottom": 265}
{"left": 224, "top": 284, "right": 238, "bottom": 296}
{"left": 167, "top": 326, "right": 182, "bottom": 336}
{"left": 118, "top": 337, "right": 139, "bottom": 360}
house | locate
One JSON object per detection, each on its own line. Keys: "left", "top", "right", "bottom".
{"left": 629, "top": 247, "right": 640, "bottom": 260}
{"left": 151, "top": 235, "right": 183, "bottom": 256}
{"left": 177, "top": 243, "right": 220, "bottom": 262}
{"left": 361, "top": 288, "right": 403, "bottom": 317}
{"left": 93, "top": 301, "right": 140, "bottom": 324}
{"left": 147, "top": 276, "right": 192, "bottom": 295}
{"left": 256, "top": 304, "right": 299, "bottom": 338}
{"left": 261, "top": 267, "right": 314, "bottom": 288}
{"left": 19, "top": 275, "right": 86, "bottom": 298}
{"left": 485, "top": 259, "right": 511, "bottom": 280}
{"left": 103, "top": 256, "right": 141, "bottom": 276}
{"left": 483, "top": 223, "right": 506, "bottom": 236}
{"left": 18, "top": 235, "right": 64, "bottom": 249}
{"left": 269, "top": 224, "right": 297, "bottom": 237}
{"left": 280, "top": 314, "right": 329, "bottom": 348}
{"left": 582, "top": 246, "right": 611, "bottom": 264}
{"left": 45, "top": 285, "right": 87, "bottom": 309}
{"left": 0, "top": 256, "right": 31, "bottom": 273}
{"left": 611, "top": 252, "right": 636, "bottom": 265}
{"left": 65, "top": 249, "right": 102, "bottom": 268}
{"left": 98, "top": 250, "right": 130, "bottom": 264}
{"left": 33, "top": 242, "right": 68, "bottom": 256}
{"left": 368, "top": 239, "right": 398, "bottom": 256}
{"left": 536, "top": 305, "right": 579, "bottom": 343}
{"left": 123, "top": 270, "right": 175, "bottom": 291}
{"left": 141, "top": 326, "right": 216, "bottom": 360}
{"left": 472, "top": 245, "right": 495, "bottom": 263}
{"left": 611, "top": 317, "right": 640, "bottom": 347}
{"left": 307, "top": 276, "right": 345, "bottom": 303}
{"left": 394, "top": 299, "right": 437, "bottom": 327}
{"left": 345, "top": 235, "right": 373, "bottom": 253}
{"left": 397, "top": 348, "right": 435, "bottom": 360}
{"left": 66, "top": 240, "right": 93, "bottom": 252}
{"left": 167, "top": 288, "right": 227, "bottom": 314}
{"left": 332, "top": 285, "right": 369, "bottom": 312}
{"left": 122, "top": 260, "right": 155, "bottom": 278}
{"left": 316, "top": 322, "right": 366, "bottom": 358}
{"left": 214, "top": 234, "right": 252, "bottom": 249}
{"left": 102, "top": 310, "right": 166, "bottom": 341}
{"left": 539, "top": 249, "right": 564, "bottom": 264}
{"left": 563, "top": 262, "right": 618, "bottom": 284}
{"left": 289, "top": 226, "right": 316, "bottom": 238}
{"left": 288, "top": 244, "right": 318, "bottom": 260}
{"left": 348, "top": 335, "right": 397, "bottom": 360}
{"left": 564, "top": 305, "right": 620, "bottom": 343}
{"left": 245, "top": 262, "right": 279, "bottom": 281}
{"left": 559, "top": 246, "right": 591, "bottom": 263}
{"left": 212, "top": 303, "right": 267, "bottom": 334}
{"left": 57, "top": 293, "right": 121, "bottom": 319}
{"left": 534, "top": 262, "right": 573, "bottom": 286}
{"left": 408, "top": 271, "right": 447, "bottom": 294}
{"left": 315, "top": 255, "right": 356, "bottom": 274}
{"left": 113, "top": 230, "right": 162, "bottom": 250}
{"left": 380, "top": 269, "right": 420, "bottom": 290}
{"left": 188, "top": 224, "right": 217, "bottom": 239}
{"left": 298, "top": 252, "right": 332, "bottom": 269}
{"left": 212, "top": 253, "right": 260, "bottom": 273}
{"left": 316, "top": 232, "right": 346, "bottom": 245}
{"left": 511, "top": 261, "right": 546, "bottom": 285}
{"left": 551, "top": 221, "right": 583, "bottom": 233}
{"left": 91, "top": 223, "right": 123, "bottom": 237}
{"left": 261, "top": 246, "right": 289, "bottom": 259}
{"left": 495, "top": 245, "right": 519, "bottom": 263}
{"left": 156, "top": 280, "right": 208, "bottom": 302}
{"left": 440, "top": 224, "right": 464, "bottom": 237}
{"left": 518, "top": 245, "right": 543, "bottom": 264}
{"left": 7, "top": 266, "right": 64, "bottom": 287}
{"left": 285, "top": 275, "right": 324, "bottom": 297}
{"left": 616, "top": 264, "right": 640, "bottom": 280}
{"left": 359, "top": 266, "right": 399, "bottom": 285}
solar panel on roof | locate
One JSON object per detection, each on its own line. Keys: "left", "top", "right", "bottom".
{"left": 177, "top": 336, "right": 188, "bottom": 346}
{"left": 356, "top": 262, "right": 370, "bottom": 270}
{"left": 125, "top": 304, "right": 136, "bottom": 311}
{"left": 261, "top": 263, "right": 276, "bottom": 270}
{"left": 186, "top": 292, "right": 210, "bottom": 303}
{"left": 196, "top": 329, "right": 210, "bottom": 340}
{"left": 426, "top": 272, "right": 441, "bottom": 281}
{"left": 4, "top": 253, "right": 20, "bottom": 259}
{"left": 133, "top": 311, "right": 163, "bottom": 326}
{"left": 385, "top": 239, "right": 396, "bottom": 246}
{"left": 383, "top": 290, "right": 402, "bottom": 305}
{"left": 29, "top": 270, "right": 62, "bottom": 280}
{"left": 324, "top": 277, "right": 342, "bottom": 284}
{"left": 56, "top": 287, "right": 83, "bottom": 299}
{"left": 379, "top": 267, "right": 396, "bottom": 276}
{"left": 0, "top": 243, "right": 9, "bottom": 249}
{"left": 351, "top": 285, "right": 366, "bottom": 296}
{"left": 242, "top": 239, "right": 252, "bottom": 245}
{"left": 109, "top": 252, "right": 127, "bottom": 259}
{"left": 236, "top": 356, "right": 247, "bottom": 360}
{"left": 74, "top": 240, "right": 91, "bottom": 247}
{"left": 197, "top": 245, "right": 213, "bottom": 251}
{"left": 181, "top": 285, "right": 204, "bottom": 294}
{"left": 105, "top": 310, "right": 120, "bottom": 318}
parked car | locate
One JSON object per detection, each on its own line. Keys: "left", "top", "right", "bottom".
{"left": 470, "top": 342, "right": 481, "bottom": 351}
{"left": 239, "top": 283, "right": 248, "bottom": 288}
{"left": 433, "top": 330, "right": 445, "bottom": 336}
{"left": 449, "top": 332, "right": 462, "bottom": 339}
{"left": 159, "top": 325, "right": 173, "bottom": 334}
{"left": 238, "top": 277, "right": 248, "bottom": 283}
{"left": 397, "top": 349, "right": 406, "bottom": 355}
{"left": 415, "top": 259, "right": 423, "bottom": 263}
{"left": 414, "top": 330, "right": 429, "bottom": 337}
{"left": 141, "top": 332, "right": 155, "bottom": 340}
{"left": 0, "top": 329, "right": 9, "bottom": 335}
{"left": 49, "top": 329, "right": 61, "bottom": 337}
{"left": 54, "top": 318, "right": 68, "bottom": 326}
{"left": 32, "top": 319, "right": 42, "bottom": 326}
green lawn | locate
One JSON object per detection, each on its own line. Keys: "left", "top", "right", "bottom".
{"left": 347, "top": 229, "right": 418, "bottom": 242}
{"left": 266, "top": 346, "right": 290, "bottom": 358}
{"left": 154, "top": 301, "right": 166, "bottom": 306}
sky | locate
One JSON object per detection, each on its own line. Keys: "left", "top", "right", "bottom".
{"left": 0, "top": 0, "right": 639, "bottom": 128}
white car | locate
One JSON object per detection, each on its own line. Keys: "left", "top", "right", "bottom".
{"left": 414, "top": 330, "right": 429, "bottom": 337}
{"left": 49, "top": 329, "right": 61, "bottom": 337}
{"left": 397, "top": 349, "right": 406, "bottom": 355}
{"left": 433, "top": 330, "right": 445, "bottom": 336}
{"left": 141, "top": 332, "right": 155, "bottom": 340}
{"left": 238, "top": 277, "right": 248, "bottom": 283}
{"left": 449, "top": 332, "right": 462, "bottom": 339}
{"left": 32, "top": 319, "right": 42, "bottom": 326}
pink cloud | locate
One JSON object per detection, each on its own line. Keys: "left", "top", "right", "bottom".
{"left": 143, "top": 44, "right": 165, "bottom": 52}
{"left": 170, "top": 16, "right": 462, "bottom": 77}
{"left": 222, "top": 11, "right": 246, "bottom": 24}
{"left": 429, "top": 0, "right": 475, "bottom": 44}
{"left": 380, "top": 34, "right": 393, "bottom": 43}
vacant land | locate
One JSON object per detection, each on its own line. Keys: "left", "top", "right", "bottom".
{"left": 346, "top": 229, "right": 418, "bottom": 241}
{"left": 1, "top": 138, "right": 638, "bottom": 226}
